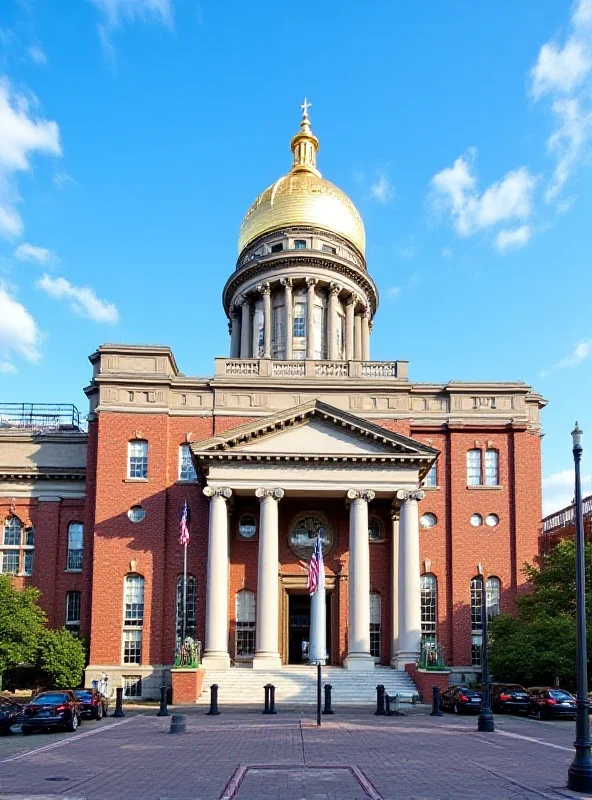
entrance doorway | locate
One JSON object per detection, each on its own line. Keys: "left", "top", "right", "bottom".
{"left": 288, "top": 592, "right": 331, "bottom": 664}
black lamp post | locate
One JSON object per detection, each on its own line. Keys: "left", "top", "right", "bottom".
{"left": 477, "top": 573, "right": 494, "bottom": 732}
{"left": 568, "top": 422, "right": 592, "bottom": 792}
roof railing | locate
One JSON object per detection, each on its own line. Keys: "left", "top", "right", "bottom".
{"left": 0, "top": 403, "right": 85, "bottom": 432}
{"left": 542, "top": 495, "right": 592, "bottom": 534}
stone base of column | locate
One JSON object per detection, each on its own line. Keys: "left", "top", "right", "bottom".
{"left": 392, "top": 650, "right": 420, "bottom": 670}
{"left": 344, "top": 653, "right": 375, "bottom": 671}
{"left": 201, "top": 651, "right": 230, "bottom": 670}
{"left": 252, "top": 653, "right": 282, "bottom": 670}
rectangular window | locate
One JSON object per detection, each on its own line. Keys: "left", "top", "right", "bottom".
{"left": 66, "top": 591, "right": 81, "bottom": 625}
{"left": 236, "top": 591, "right": 256, "bottom": 657}
{"left": 67, "top": 523, "right": 83, "bottom": 571}
{"left": 322, "top": 244, "right": 336, "bottom": 254}
{"left": 369, "top": 593, "right": 381, "bottom": 661}
{"left": 471, "top": 634, "right": 482, "bottom": 667}
{"left": 485, "top": 449, "right": 499, "bottom": 486}
{"left": 293, "top": 304, "right": 306, "bottom": 338}
{"left": 122, "top": 676, "right": 142, "bottom": 698}
{"left": 424, "top": 463, "right": 437, "bottom": 487}
{"left": 2, "top": 551, "right": 19, "bottom": 574}
{"left": 179, "top": 444, "right": 197, "bottom": 481}
{"left": 128, "top": 440, "right": 148, "bottom": 479}
{"left": 3, "top": 522, "right": 20, "bottom": 546}
{"left": 23, "top": 551, "right": 34, "bottom": 576}
{"left": 467, "top": 449, "right": 482, "bottom": 486}
{"left": 270, "top": 242, "right": 283, "bottom": 252}
{"left": 294, "top": 239, "right": 307, "bottom": 249}
{"left": 123, "top": 630, "right": 142, "bottom": 664}
{"left": 124, "top": 576, "right": 145, "bottom": 626}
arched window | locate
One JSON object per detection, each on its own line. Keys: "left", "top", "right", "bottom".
{"left": 238, "top": 513, "right": 257, "bottom": 539}
{"left": 467, "top": 449, "right": 482, "bottom": 486}
{"left": 67, "top": 522, "right": 83, "bottom": 570}
{"left": 470, "top": 576, "right": 483, "bottom": 666}
{"left": 420, "top": 574, "right": 437, "bottom": 643}
{"left": 368, "top": 517, "right": 382, "bottom": 542}
{"left": 66, "top": 591, "right": 81, "bottom": 633}
{"left": 179, "top": 444, "right": 197, "bottom": 481}
{"left": 485, "top": 449, "right": 499, "bottom": 486}
{"left": 424, "top": 463, "right": 437, "bottom": 487}
{"left": 236, "top": 589, "right": 256, "bottom": 656}
{"left": 3, "top": 516, "right": 21, "bottom": 546}
{"left": 370, "top": 592, "right": 381, "bottom": 661}
{"left": 176, "top": 575, "right": 197, "bottom": 647}
{"left": 486, "top": 576, "right": 501, "bottom": 618}
{"left": 1, "top": 516, "right": 34, "bottom": 575}
{"left": 128, "top": 440, "right": 148, "bottom": 479}
{"left": 123, "top": 575, "right": 144, "bottom": 665}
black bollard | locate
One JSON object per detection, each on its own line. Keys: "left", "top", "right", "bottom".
{"left": 323, "top": 684, "right": 334, "bottom": 715}
{"left": 207, "top": 683, "right": 220, "bottom": 716}
{"left": 111, "top": 687, "right": 125, "bottom": 718}
{"left": 375, "top": 684, "right": 386, "bottom": 716}
{"left": 169, "top": 713, "right": 186, "bottom": 734}
{"left": 430, "top": 685, "right": 443, "bottom": 717}
{"left": 157, "top": 684, "right": 169, "bottom": 717}
{"left": 269, "top": 684, "right": 277, "bottom": 715}
{"left": 263, "top": 683, "right": 271, "bottom": 714}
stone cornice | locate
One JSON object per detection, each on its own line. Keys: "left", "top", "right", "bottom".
{"left": 0, "top": 467, "right": 86, "bottom": 481}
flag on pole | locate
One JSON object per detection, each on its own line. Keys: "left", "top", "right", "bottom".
{"left": 308, "top": 533, "right": 323, "bottom": 596}
{"left": 179, "top": 500, "right": 190, "bottom": 546}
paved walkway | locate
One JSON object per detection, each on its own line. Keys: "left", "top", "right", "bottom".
{"left": 0, "top": 707, "right": 589, "bottom": 799}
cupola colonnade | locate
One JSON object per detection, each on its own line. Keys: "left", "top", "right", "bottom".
{"left": 229, "top": 277, "right": 371, "bottom": 362}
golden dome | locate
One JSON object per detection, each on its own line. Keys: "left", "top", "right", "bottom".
{"left": 238, "top": 101, "right": 366, "bottom": 256}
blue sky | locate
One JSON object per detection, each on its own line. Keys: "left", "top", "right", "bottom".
{"left": 1, "top": 0, "right": 591, "bottom": 514}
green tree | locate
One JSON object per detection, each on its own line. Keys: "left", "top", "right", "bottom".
{"left": 489, "top": 538, "right": 592, "bottom": 690}
{"left": 0, "top": 575, "right": 46, "bottom": 678}
{"left": 38, "top": 629, "right": 86, "bottom": 689}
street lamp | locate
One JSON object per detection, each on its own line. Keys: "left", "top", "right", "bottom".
{"left": 568, "top": 422, "right": 592, "bottom": 792}
{"left": 477, "top": 572, "right": 494, "bottom": 733}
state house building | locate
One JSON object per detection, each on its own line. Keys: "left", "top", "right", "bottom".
{"left": 0, "top": 108, "right": 545, "bottom": 697}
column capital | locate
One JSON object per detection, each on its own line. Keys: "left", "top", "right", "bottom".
{"left": 255, "top": 487, "right": 284, "bottom": 501}
{"left": 329, "top": 281, "right": 342, "bottom": 296}
{"left": 346, "top": 489, "right": 375, "bottom": 502}
{"left": 203, "top": 486, "right": 232, "bottom": 499}
{"left": 280, "top": 277, "right": 293, "bottom": 288}
{"left": 231, "top": 305, "right": 241, "bottom": 318}
{"left": 363, "top": 307, "right": 372, "bottom": 320}
{"left": 306, "top": 277, "right": 318, "bottom": 288}
{"left": 257, "top": 281, "right": 271, "bottom": 296}
{"left": 346, "top": 292, "right": 360, "bottom": 307}
{"left": 239, "top": 294, "right": 252, "bottom": 307}
{"left": 396, "top": 489, "right": 425, "bottom": 502}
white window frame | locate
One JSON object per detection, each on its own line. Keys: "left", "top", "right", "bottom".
{"left": 420, "top": 574, "right": 437, "bottom": 642}
{"left": 236, "top": 589, "right": 256, "bottom": 657}
{"left": 485, "top": 449, "right": 499, "bottom": 486}
{"left": 128, "top": 440, "right": 148, "bottom": 479}
{"left": 467, "top": 449, "right": 482, "bottom": 486}
{"left": 369, "top": 592, "right": 381, "bottom": 662}
{"left": 67, "top": 522, "right": 83, "bottom": 571}
{"left": 124, "top": 575, "right": 144, "bottom": 626}
{"left": 66, "top": 590, "right": 81, "bottom": 626}
{"left": 178, "top": 444, "right": 197, "bottom": 482}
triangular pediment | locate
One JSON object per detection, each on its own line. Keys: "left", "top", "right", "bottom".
{"left": 192, "top": 400, "right": 438, "bottom": 468}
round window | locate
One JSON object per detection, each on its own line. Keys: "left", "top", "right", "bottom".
{"left": 470, "top": 513, "right": 483, "bottom": 527}
{"left": 128, "top": 505, "right": 146, "bottom": 523}
{"left": 369, "top": 517, "right": 382, "bottom": 541}
{"left": 485, "top": 513, "right": 499, "bottom": 527}
{"left": 289, "top": 514, "right": 333, "bottom": 559}
{"left": 238, "top": 514, "right": 257, "bottom": 539}
{"left": 420, "top": 513, "right": 437, "bottom": 529}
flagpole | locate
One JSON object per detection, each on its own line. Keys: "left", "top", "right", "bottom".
{"left": 182, "top": 540, "right": 187, "bottom": 644}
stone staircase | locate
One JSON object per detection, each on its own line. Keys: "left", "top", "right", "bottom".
{"left": 196, "top": 665, "right": 419, "bottom": 706}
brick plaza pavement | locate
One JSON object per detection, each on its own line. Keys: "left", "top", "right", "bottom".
{"left": 0, "top": 706, "right": 590, "bottom": 799}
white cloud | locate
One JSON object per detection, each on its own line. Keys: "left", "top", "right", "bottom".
{"left": 0, "top": 77, "right": 61, "bottom": 239}
{"left": 37, "top": 273, "right": 119, "bottom": 324}
{"left": 91, "top": 0, "right": 174, "bottom": 66}
{"left": 369, "top": 172, "right": 394, "bottom": 204}
{"left": 495, "top": 225, "right": 532, "bottom": 252}
{"left": 430, "top": 151, "right": 536, "bottom": 244}
{"left": 387, "top": 286, "right": 401, "bottom": 300}
{"left": 28, "top": 45, "right": 47, "bottom": 66}
{"left": 15, "top": 242, "right": 58, "bottom": 265}
{"left": 530, "top": 0, "right": 592, "bottom": 201}
{"left": 540, "top": 338, "right": 592, "bottom": 377}
{"left": 0, "top": 284, "right": 42, "bottom": 370}
{"left": 542, "top": 468, "right": 592, "bottom": 516}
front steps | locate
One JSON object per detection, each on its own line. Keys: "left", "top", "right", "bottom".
{"left": 196, "top": 665, "right": 419, "bottom": 706}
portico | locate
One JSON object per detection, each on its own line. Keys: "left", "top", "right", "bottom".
{"left": 192, "top": 399, "right": 438, "bottom": 672}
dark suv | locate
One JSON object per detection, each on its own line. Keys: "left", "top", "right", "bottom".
{"left": 22, "top": 691, "right": 82, "bottom": 735}
{"left": 491, "top": 683, "right": 530, "bottom": 714}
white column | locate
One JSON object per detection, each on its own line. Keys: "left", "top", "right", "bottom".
{"left": 281, "top": 278, "right": 293, "bottom": 359}
{"left": 345, "top": 294, "right": 356, "bottom": 360}
{"left": 202, "top": 486, "right": 232, "bottom": 669}
{"left": 230, "top": 307, "right": 241, "bottom": 358}
{"left": 240, "top": 297, "right": 252, "bottom": 359}
{"left": 361, "top": 310, "right": 370, "bottom": 360}
{"left": 258, "top": 282, "right": 272, "bottom": 359}
{"left": 395, "top": 489, "right": 424, "bottom": 668}
{"left": 327, "top": 282, "right": 341, "bottom": 360}
{"left": 354, "top": 313, "right": 362, "bottom": 360}
{"left": 389, "top": 510, "right": 400, "bottom": 667}
{"left": 253, "top": 487, "right": 284, "bottom": 669}
{"left": 306, "top": 278, "right": 317, "bottom": 359}
{"left": 345, "top": 489, "right": 375, "bottom": 670}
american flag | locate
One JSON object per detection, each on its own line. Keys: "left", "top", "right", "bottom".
{"left": 179, "top": 500, "right": 190, "bottom": 546}
{"left": 308, "top": 533, "right": 323, "bottom": 596}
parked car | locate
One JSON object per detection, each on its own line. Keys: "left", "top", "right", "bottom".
{"left": 440, "top": 686, "right": 482, "bottom": 714}
{"left": 528, "top": 687, "right": 577, "bottom": 720}
{"left": 73, "top": 688, "right": 109, "bottom": 720}
{"left": 491, "top": 683, "right": 531, "bottom": 714}
{"left": 0, "top": 696, "right": 23, "bottom": 734}
{"left": 21, "top": 690, "right": 82, "bottom": 735}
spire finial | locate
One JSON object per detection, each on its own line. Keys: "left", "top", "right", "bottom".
{"left": 291, "top": 97, "right": 320, "bottom": 176}
{"left": 300, "top": 97, "right": 311, "bottom": 120}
